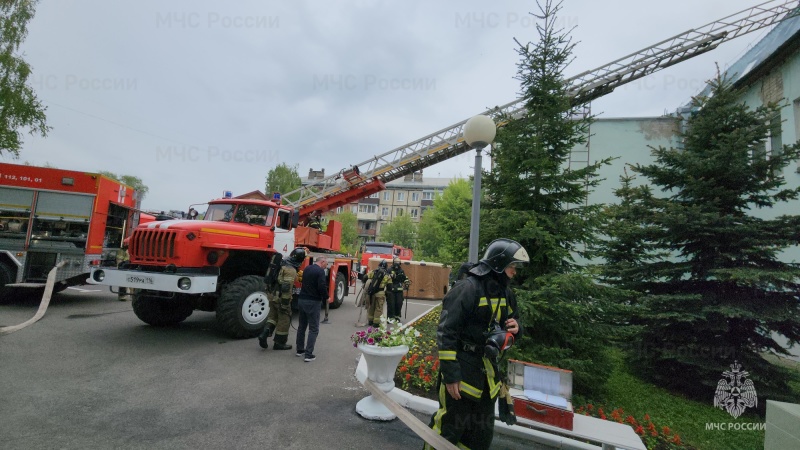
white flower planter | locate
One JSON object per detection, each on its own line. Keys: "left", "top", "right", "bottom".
{"left": 355, "top": 343, "right": 409, "bottom": 421}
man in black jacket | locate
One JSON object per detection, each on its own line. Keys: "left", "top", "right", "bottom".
{"left": 295, "top": 257, "right": 328, "bottom": 362}
{"left": 424, "top": 238, "right": 529, "bottom": 450}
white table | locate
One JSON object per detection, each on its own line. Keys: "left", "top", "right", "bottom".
{"left": 503, "top": 411, "right": 647, "bottom": 450}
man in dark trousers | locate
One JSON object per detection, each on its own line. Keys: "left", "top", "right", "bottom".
{"left": 424, "top": 238, "right": 529, "bottom": 450}
{"left": 295, "top": 256, "right": 328, "bottom": 362}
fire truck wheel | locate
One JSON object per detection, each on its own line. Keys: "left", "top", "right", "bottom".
{"left": 331, "top": 272, "right": 346, "bottom": 309}
{"left": 131, "top": 293, "right": 194, "bottom": 326}
{"left": 216, "top": 275, "right": 269, "bottom": 339}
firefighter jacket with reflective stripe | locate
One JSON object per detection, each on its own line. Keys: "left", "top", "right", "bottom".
{"left": 437, "top": 273, "right": 523, "bottom": 401}
{"left": 274, "top": 264, "right": 297, "bottom": 301}
{"left": 388, "top": 266, "right": 407, "bottom": 292}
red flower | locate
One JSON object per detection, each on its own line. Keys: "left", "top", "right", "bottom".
{"left": 405, "top": 374, "right": 411, "bottom": 381}
{"left": 662, "top": 426, "right": 671, "bottom": 436}
{"left": 626, "top": 415, "right": 637, "bottom": 425}
{"left": 672, "top": 435, "right": 682, "bottom": 445}
{"left": 635, "top": 425, "right": 644, "bottom": 436}
{"left": 399, "top": 366, "right": 408, "bottom": 373}
{"left": 644, "top": 413, "right": 650, "bottom": 422}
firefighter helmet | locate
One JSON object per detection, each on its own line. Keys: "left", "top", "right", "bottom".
{"left": 288, "top": 248, "right": 306, "bottom": 267}
{"left": 392, "top": 256, "right": 400, "bottom": 267}
{"left": 379, "top": 259, "right": 388, "bottom": 270}
{"left": 471, "top": 238, "right": 529, "bottom": 275}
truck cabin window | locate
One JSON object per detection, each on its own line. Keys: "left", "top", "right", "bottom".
{"left": 205, "top": 203, "right": 274, "bottom": 226}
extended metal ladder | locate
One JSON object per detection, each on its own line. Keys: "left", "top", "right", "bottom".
{"left": 284, "top": 0, "right": 799, "bottom": 216}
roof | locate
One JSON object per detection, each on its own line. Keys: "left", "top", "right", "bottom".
{"left": 683, "top": 9, "right": 800, "bottom": 107}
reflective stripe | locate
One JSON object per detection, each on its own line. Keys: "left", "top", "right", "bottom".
{"left": 483, "top": 357, "right": 502, "bottom": 399}
{"left": 439, "top": 350, "right": 457, "bottom": 361}
{"left": 478, "top": 297, "right": 508, "bottom": 321}
{"left": 459, "top": 381, "right": 483, "bottom": 399}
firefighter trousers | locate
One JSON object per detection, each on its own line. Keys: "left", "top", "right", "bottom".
{"left": 424, "top": 377, "right": 496, "bottom": 450}
{"left": 267, "top": 297, "right": 292, "bottom": 338}
{"left": 366, "top": 293, "right": 385, "bottom": 326}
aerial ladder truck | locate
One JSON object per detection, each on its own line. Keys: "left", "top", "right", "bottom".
{"left": 88, "top": 0, "right": 799, "bottom": 339}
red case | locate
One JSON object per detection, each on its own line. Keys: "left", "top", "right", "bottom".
{"left": 512, "top": 396, "right": 574, "bottom": 430}
{"left": 507, "top": 360, "right": 574, "bottom": 431}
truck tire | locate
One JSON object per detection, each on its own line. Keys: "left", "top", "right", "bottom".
{"left": 330, "top": 272, "right": 346, "bottom": 309}
{"left": 132, "top": 293, "right": 194, "bottom": 326}
{"left": 216, "top": 275, "right": 269, "bottom": 339}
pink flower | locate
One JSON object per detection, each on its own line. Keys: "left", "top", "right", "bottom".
{"left": 367, "top": 337, "right": 375, "bottom": 345}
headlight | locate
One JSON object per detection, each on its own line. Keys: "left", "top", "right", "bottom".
{"left": 93, "top": 270, "right": 105, "bottom": 282}
{"left": 178, "top": 277, "right": 191, "bottom": 290}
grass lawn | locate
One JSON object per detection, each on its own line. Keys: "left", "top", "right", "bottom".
{"left": 602, "top": 348, "right": 765, "bottom": 450}
{"left": 399, "top": 306, "right": 789, "bottom": 450}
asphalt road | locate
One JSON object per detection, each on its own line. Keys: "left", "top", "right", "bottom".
{"left": 1, "top": 284, "right": 537, "bottom": 450}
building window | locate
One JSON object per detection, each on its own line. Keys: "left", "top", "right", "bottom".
{"left": 383, "top": 191, "right": 391, "bottom": 201}
{"left": 411, "top": 192, "right": 420, "bottom": 202}
{"left": 359, "top": 204, "right": 376, "bottom": 214}
{"left": 422, "top": 191, "right": 435, "bottom": 200}
{"left": 397, "top": 192, "right": 405, "bottom": 201}
{"left": 351, "top": 206, "right": 358, "bottom": 214}
{"left": 410, "top": 208, "right": 418, "bottom": 218}
{"left": 381, "top": 207, "right": 389, "bottom": 218}
{"left": 336, "top": 206, "right": 343, "bottom": 213}
{"left": 396, "top": 208, "right": 404, "bottom": 216}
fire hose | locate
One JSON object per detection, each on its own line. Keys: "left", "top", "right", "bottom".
{"left": 0, "top": 261, "right": 65, "bottom": 336}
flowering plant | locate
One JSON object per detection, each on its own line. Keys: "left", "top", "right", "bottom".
{"left": 575, "top": 403, "right": 691, "bottom": 450}
{"left": 351, "top": 317, "right": 420, "bottom": 348}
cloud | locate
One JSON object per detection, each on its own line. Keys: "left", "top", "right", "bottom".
{"left": 10, "top": 0, "right": 770, "bottom": 212}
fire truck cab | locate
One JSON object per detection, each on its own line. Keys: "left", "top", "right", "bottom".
{"left": 87, "top": 197, "right": 356, "bottom": 338}
{"left": 358, "top": 241, "right": 413, "bottom": 276}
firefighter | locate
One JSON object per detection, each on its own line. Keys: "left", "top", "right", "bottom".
{"left": 387, "top": 256, "right": 407, "bottom": 320}
{"left": 365, "top": 259, "right": 391, "bottom": 327}
{"left": 424, "top": 238, "right": 529, "bottom": 450}
{"left": 258, "top": 248, "right": 305, "bottom": 350}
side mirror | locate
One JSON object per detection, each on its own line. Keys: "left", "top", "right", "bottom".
{"left": 292, "top": 210, "right": 300, "bottom": 228}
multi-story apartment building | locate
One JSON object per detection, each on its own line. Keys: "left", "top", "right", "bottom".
{"left": 302, "top": 169, "right": 452, "bottom": 243}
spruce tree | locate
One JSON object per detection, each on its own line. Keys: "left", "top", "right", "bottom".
{"left": 600, "top": 74, "right": 800, "bottom": 405}
{"left": 482, "top": 0, "right": 622, "bottom": 398}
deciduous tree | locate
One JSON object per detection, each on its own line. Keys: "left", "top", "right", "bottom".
{"left": 0, "top": 0, "right": 49, "bottom": 157}
{"left": 265, "top": 163, "right": 301, "bottom": 202}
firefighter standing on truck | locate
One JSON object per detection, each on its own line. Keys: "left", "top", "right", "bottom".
{"left": 365, "top": 259, "right": 391, "bottom": 328}
{"left": 424, "top": 238, "right": 529, "bottom": 450}
{"left": 258, "top": 248, "right": 305, "bottom": 350}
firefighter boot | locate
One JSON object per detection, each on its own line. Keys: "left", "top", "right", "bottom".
{"left": 258, "top": 323, "right": 275, "bottom": 349}
{"left": 272, "top": 334, "right": 293, "bottom": 351}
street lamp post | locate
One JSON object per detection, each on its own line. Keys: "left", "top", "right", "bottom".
{"left": 463, "top": 115, "right": 496, "bottom": 264}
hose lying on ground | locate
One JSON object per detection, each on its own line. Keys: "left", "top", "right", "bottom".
{"left": 0, "top": 261, "right": 65, "bottom": 336}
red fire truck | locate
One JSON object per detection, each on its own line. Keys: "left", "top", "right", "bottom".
{"left": 358, "top": 242, "right": 413, "bottom": 276}
{"left": 0, "top": 163, "right": 140, "bottom": 293}
{"left": 88, "top": 195, "right": 359, "bottom": 338}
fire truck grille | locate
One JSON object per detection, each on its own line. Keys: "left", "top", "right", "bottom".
{"left": 131, "top": 229, "right": 177, "bottom": 262}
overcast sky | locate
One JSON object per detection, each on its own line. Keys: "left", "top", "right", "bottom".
{"left": 7, "top": 0, "right": 784, "bottom": 212}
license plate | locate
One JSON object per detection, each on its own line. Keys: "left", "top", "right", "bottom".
{"left": 126, "top": 275, "right": 154, "bottom": 285}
